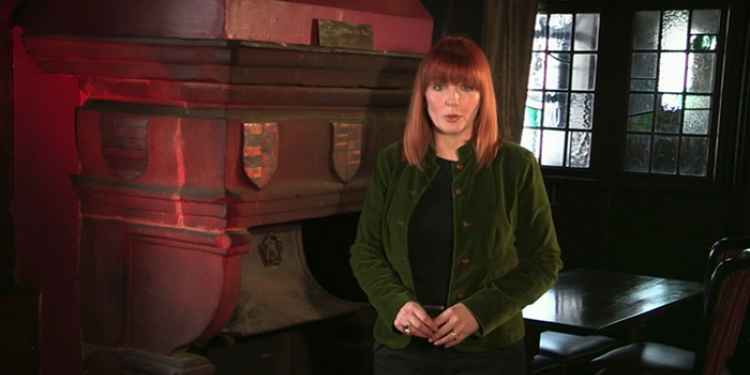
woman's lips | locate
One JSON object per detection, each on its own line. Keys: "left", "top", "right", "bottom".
{"left": 444, "top": 115, "right": 462, "bottom": 123}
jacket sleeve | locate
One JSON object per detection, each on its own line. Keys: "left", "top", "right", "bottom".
{"left": 349, "top": 148, "right": 413, "bottom": 327}
{"left": 463, "top": 150, "right": 563, "bottom": 336}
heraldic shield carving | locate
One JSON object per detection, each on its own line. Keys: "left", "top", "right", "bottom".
{"left": 331, "top": 122, "right": 363, "bottom": 183}
{"left": 100, "top": 113, "right": 149, "bottom": 180}
{"left": 243, "top": 122, "right": 279, "bottom": 189}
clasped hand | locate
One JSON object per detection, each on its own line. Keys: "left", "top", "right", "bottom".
{"left": 394, "top": 301, "right": 479, "bottom": 348}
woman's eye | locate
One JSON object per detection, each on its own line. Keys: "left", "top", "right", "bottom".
{"left": 461, "top": 84, "right": 474, "bottom": 92}
{"left": 431, "top": 83, "right": 443, "bottom": 91}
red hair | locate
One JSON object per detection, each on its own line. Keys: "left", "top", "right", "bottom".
{"left": 403, "top": 36, "right": 501, "bottom": 169}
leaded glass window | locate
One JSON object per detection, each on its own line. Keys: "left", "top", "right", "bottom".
{"left": 624, "top": 9, "right": 721, "bottom": 176}
{"left": 522, "top": 13, "right": 600, "bottom": 168}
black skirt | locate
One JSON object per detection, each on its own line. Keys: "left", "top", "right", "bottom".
{"left": 373, "top": 338, "right": 527, "bottom": 375}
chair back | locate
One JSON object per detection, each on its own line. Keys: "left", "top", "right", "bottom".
{"left": 704, "top": 237, "right": 750, "bottom": 285}
{"left": 699, "top": 248, "right": 750, "bottom": 375}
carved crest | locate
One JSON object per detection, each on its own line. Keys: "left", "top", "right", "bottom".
{"left": 331, "top": 122, "right": 363, "bottom": 183}
{"left": 100, "top": 113, "right": 149, "bottom": 180}
{"left": 258, "top": 234, "right": 283, "bottom": 267}
{"left": 242, "top": 122, "right": 279, "bottom": 189}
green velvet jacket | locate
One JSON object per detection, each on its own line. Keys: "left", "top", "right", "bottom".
{"left": 349, "top": 140, "right": 562, "bottom": 352}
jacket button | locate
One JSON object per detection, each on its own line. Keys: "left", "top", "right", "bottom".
{"left": 454, "top": 188, "right": 462, "bottom": 196}
{"left": 456, "top": 290, "right": 465, "bottom": 300}
{"left": 462, "top": 221, "right": 471, "bottom": 228}
{"left": 459, "top": 257, "right": 471, "bottom": 265}
{"left": 455, "top": 163, "right": 464, "bottom": 171}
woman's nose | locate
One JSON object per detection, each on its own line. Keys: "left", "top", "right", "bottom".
{"left": 445, "top": 87, "right": 461, "bottom": 104}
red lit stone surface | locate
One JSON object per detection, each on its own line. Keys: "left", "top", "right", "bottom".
{"left": 17, "top": 0, "right": 433, "bottom": 53}
{"left": 13, "top": 2, "right": 426, "bottom": 370}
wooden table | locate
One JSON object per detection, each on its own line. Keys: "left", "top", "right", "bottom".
{"left": 522, "top": 269, "right": 704, "bottom": 355}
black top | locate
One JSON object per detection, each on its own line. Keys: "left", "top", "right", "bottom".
{"left": 408, "top": 156, "right": 454, "bottom": 308}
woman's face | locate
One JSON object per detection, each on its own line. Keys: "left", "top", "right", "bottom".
{"left": 425, "top": 81, "right": 481, "bottom": 141}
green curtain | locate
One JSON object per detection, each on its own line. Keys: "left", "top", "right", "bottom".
{"left": 482, "top": 0, "right": 537, "bottom": 144}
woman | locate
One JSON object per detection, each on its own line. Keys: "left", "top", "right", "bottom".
{"left": 350, "top": 36, "right": 562, "bottom": 375}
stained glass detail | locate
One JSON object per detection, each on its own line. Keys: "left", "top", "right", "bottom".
{"left": 690, "top": 35, "right": 717, "bottom": 51}
{"left": 525, "top": 91, "right": 543, "bottom": 128}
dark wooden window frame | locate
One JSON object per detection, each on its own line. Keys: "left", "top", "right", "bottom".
{"left": 537, "top": 0, "right": 749, "bottom": 194}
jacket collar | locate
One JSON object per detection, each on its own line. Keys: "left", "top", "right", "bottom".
{"left": 422, "top": 140, "right": 476, "bottom": 174}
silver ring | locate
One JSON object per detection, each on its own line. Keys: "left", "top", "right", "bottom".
{"left": 450, "top": 331, "right": 457, "bottom": 338}
{"left": 404, "top": 327, "right": 411, "bottom": 335}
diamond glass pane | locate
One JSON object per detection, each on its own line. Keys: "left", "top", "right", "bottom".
{"left": 661, "top": 10, "right": 689, "bottom": 50}
{"left": 533, "top": 14, "right": 548, "bottom": 50}
{"left": 625, "top": 134, "right": 652, "bottom": 173}
{"left": 568, "top": 131, "right": 592, "bottom": 168}
{"left": 541, "top": 130, "right": 566, "bottom": 166}
{"left": 659, "top": 52, "right": 686, "bottom": 92}
{"left": 687, "top": 53, "right": 716, "bottom": 93}
{"left": 521, "top": 128, "right": 541, "bottom": 159}
{"left": 549, "top": 14, "right": 573, "bottom": 50}
{"left": 691, "top": 9, "right": 721, "bottom": 34}
{"left": 543, "top": 92, "right": 569, "bottom": 128}
{"left": 655, "top": 94, "right": 683, "bottom": 134}
{"left": 652, "top": 136, "right": 678, "bottom": 174}
{"left": 574, "top": 14, "right": 600, "bottom": 51}
{"left": 683, "top": 110, "right": 710, "bottom": 135}
{"left": 633, "top": 11, "right": 660, "bottom": 50}
{"left": 680, "top": 137, "right": 708, "bottom": 176}
{"left": 572, "top": 54, "right": 597, "bottom": 90}
{"left": 570, "top": 93, "right": 594, "bottom": 129}
{"left": 525, "top": 91, "right": 543, "bottom": 127}
{"left": 528, "top": 53, "right": 546, "bottom": 89}
{"left": 546, "top": 53, "right": 571, "bottom": 90}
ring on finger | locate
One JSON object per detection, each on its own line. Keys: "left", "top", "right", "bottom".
{"left": 450, "top": 331, "right": 458, "bottom": 339}
{"left": 403, "top": 325, "right": 411, "bottom": 335}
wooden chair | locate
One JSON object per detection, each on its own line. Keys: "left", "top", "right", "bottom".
{"left": 590, "top": 243, "right": 750, "bottom": 375}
